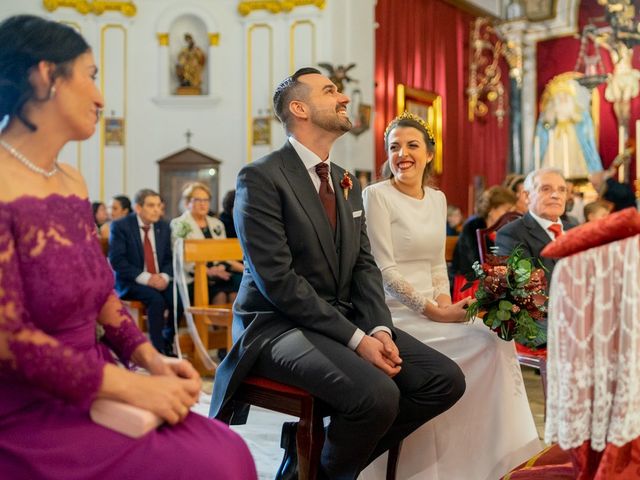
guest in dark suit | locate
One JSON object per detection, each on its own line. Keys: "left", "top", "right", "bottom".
{"left": 218, "top": 189, "right": 237, "bottom": 238}
{"left": 209, "top": 67, "right": 465, "bottom": 479}
{"left": 496, "top": 167, "right": 577, "bottom": 284}
{"left": 109, "top": 189, "right": 176, "bottom": 354}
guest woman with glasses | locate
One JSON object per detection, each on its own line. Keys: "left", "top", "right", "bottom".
{"left": 170, "top": 182, "right": 243, "bottom": 305}
{"left": 0, "top": 15, "right": 255, "bottom": 479}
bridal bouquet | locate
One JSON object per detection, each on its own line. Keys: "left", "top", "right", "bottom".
{"left": 464, "top": 247, "right": 547, "bottom": 348}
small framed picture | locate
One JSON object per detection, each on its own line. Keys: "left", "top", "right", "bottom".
{"left": 252, "top": 117, "right": 271, "bottom": 146}
{"left": 396, "top": 85, "right": 443, "bottom": 174}
{"left": 104, "top": 117, "right": 125, "bottom": 146}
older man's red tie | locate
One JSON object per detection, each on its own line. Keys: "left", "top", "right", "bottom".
{"left": 548, "top": 223, "right": 563, "bottom": 239}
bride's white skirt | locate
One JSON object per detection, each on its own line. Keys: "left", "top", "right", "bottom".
{"left": 360, "top": 307, "right": 541, "bottom": 480}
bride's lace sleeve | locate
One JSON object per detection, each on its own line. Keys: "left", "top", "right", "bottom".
{"left": 97, "top": 293, "right": 149, "bottom": 364}
{"left": 0, "top": 210, "right": 103, "bottom": 407}
{"left": 362, "top": 187, "right": 430, "bottom": 315}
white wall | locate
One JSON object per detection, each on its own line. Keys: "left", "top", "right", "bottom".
{"left": 0, "top": 0, "right": 377, "bottom": 207}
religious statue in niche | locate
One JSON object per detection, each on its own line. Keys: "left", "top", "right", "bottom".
{"left": 318, "top": 62, "right": 358, "bottom": 93}
{"left": 533, "top": 73, "right": 603, "bottom": 179}
{"left": 175, "top": 33, "right": 206, "bottom": 95}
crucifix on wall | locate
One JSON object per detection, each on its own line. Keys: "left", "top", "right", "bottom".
{"left": 184, "top": 129, "right": 193, "bottom": 146}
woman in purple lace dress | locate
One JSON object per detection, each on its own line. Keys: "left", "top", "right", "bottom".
{"left": 0, "top": 15, "right": 256, "bottom": 479}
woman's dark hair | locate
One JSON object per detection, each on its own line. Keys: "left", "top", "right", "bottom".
{"left": 476, "top": 186, "right": 516, "bottom": 219}
{"left": 222, "top": 190, "right": 236, "bottom": 214}
{"left": 0, "top": 15, "right": 90, "bottom": 131}
{"left": 91, "top": 201, "right": 104, "bottom": 220}
{"left": 113, "top": 195, "right": 131, "bottom": 214}
{"left": 381, "top": 117, "right": 437, "bottom": 186}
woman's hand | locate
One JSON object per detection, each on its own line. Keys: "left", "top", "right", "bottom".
{"left": 425, "top": 297, "right": 474, "bottom": 323}
{"left": 101, "top": 364, "right": 201, "bottom": 426}
{"left": 206, "top": 264, "right": 231, "bottom": 280}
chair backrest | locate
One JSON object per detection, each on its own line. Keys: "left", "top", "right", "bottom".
{"left": 476, "top": 211, "right": 522, "bottom": 264}
{"left": 445, "top": 235, "right": 458, "bottom": 263}
{"left": 184, "top": 238, "right": 243, "bottom": 307}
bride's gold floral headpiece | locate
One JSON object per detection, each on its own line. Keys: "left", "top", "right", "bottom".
{"left": 384, "top": 111, "right": 435, "bottom": 145}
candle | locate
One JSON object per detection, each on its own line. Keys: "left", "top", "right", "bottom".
{"left": 636, "top": 120, "right": 640, "bottom": 180}
{"left": 548, "top": 132, "right": 555, "bottom": 168}
{"left": 534, "top": 135, "right": 540, "bottom": 170}
{"left": 562, "top": 132, "right": 569, "bottom": 178}
{"left": 618, "top": 125, "right": 625, "bottom": 182}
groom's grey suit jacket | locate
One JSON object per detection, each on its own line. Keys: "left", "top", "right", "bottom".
{"left": 209, "top": 140, "right": 393, "bottom": 420}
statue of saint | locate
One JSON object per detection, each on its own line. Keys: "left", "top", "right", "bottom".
{"left": 533, "top": 73, "right": 603, "bottom": 178}
{"left": 176, "top": 33, "right": 205, "bottom": 93}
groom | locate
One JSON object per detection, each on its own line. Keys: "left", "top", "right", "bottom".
{"left": 209, "top": 68, "right": 465, "bottom": 479}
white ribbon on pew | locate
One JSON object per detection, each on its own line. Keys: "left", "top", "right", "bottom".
{"left": 172, "top": 237, "right": 217, "bottom": 371}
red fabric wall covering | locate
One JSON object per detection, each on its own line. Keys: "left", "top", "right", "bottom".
{"left": 537, "top": 0, "right": 640, "bottom": 176}
{"left": 375, "top": 0, "right": 510, "bottom": 215}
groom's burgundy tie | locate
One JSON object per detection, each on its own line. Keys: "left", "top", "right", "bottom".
{"left": 315, "top": 162, "right": 336, "bottom": 232}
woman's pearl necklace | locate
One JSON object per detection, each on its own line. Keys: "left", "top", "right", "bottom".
{"left": 0, "top": 139, "right": 59, "bottom": 178}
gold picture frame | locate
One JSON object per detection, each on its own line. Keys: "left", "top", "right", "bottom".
{"left": 396, "top": 84, "right": 443, "bottom": 174}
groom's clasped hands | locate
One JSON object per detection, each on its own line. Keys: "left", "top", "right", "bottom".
{"left": 355, "top": 331, "right": 403, "bottom": 377}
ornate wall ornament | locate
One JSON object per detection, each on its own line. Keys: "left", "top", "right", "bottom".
{"left": 157, "top": 33, "right": 169, "bottom": 46}
{"left": 208, "top": 33, "right": 220, "bottom": 46}
{"left": 237, "top": 0, "right": 325, "bottom": 17}
{"left": 42, "top": 0, "right": 137, "bottom": 17}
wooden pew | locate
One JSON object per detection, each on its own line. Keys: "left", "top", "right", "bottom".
{"left": 183, "top": 238, "right": 243, "bottom": 374}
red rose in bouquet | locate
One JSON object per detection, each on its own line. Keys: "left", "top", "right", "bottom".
{"left": 464, "top": 246, "right": 547, "bottom": 347}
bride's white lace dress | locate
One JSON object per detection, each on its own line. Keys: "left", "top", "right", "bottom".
{"left": 360, "top": 181, "right": 540, "bottom": 480}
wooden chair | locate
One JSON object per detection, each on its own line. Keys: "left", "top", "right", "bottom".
{"left": 219, "top": 376, "right": 402, "bottom": 480}
{"left": 475, "top": 211, "right": 522, "bottom": 264}
{"left": 183, "top": 238, "right": 243, "bottom": 373}
{"left": 445, "top": 235, "right": 458, "bottom": 263}
{"left": 475, "top": 211, "right": 547, "bottom": 396}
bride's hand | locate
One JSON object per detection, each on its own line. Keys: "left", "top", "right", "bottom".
{"left": 433, "top": 298, "right": 473, "bottom": 323}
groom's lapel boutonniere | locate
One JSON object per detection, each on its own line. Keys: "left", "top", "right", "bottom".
{"left": 340, "top": 171, "right": 353, "bottom": 200}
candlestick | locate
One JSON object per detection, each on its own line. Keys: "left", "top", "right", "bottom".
{"left": 562, "top": 132, "right": 569, "bottom": 178}
{"left": 618, "top": 125, "right": 625, "bottom": 183}
{"left": 548, "top": 132, "right": 555, "bottom": 168}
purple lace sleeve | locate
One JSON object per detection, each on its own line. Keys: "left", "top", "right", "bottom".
{"left": 0, "top": 210, "right": 104, "bottom": 408}
{"left": 99, "top": 294, "right": 149, "bottom": 364}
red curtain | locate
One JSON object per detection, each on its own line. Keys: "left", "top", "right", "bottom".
{"left": 537, "top": 0, "right": 640, "bottom": 176}
{"left": 375, "top": 0, "right": 509, "bottom": 214}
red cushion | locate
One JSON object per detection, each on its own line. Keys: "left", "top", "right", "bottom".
{"left": 243, "top": 376, "right": 312, "bottom": 397}
{"left": 541, "top": 207, "right": 640, "bottom": 259}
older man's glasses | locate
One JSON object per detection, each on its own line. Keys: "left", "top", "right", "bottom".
{"left": 537, "top": 185, "right": 567, "bottom": 195}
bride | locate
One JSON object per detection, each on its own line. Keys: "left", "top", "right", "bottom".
{"left": 361, "top": 111, "right": 540, "bottom": 479}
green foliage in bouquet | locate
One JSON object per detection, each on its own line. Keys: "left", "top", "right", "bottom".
{"left": 464, "top": 246, "right": 547, "bottom": 348}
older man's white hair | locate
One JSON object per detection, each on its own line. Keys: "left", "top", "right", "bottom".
{"left": 523, "top": 167, "right": 565, "bottom": 193}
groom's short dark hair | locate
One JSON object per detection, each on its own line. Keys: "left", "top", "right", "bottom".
{"left": 273, "top": 67, "right": 321, "bottom": 131}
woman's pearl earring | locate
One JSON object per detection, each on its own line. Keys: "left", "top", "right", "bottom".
{"left": 48, "top": 85, "right": 56, "bottom": 100}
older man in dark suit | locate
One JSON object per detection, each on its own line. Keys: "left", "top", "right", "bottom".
{"left": 496, "top": 167, "right": 578, "bottom": 283}
{"left": 109, "top": 188, "right": 176, "bottom": 355}
{"left": 209, "top": 68, "right": 465, "bottom": 480}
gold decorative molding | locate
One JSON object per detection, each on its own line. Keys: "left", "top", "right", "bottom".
{"left": 247, "top": 23, "right": 273, "bottom": 163}
{"left": 99, "top": 24, "right": 128, "bottom": 200}
{"left": 43, "top": 0, "right": 137, "bottom": 17}
{"left": 208, "top": 33, "right": 220, "bottom": 46}
{"left": 238, "top": 0, "right": 325, "bottom": 17}
{"left": 289, "top": 20, "right": 315, "bottom": 74}
{"left": 157, "top": 33, "right": 169, "bottom": 46}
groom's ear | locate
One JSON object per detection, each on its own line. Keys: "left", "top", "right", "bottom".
{"left": 289, "top": 100, "right": 308, "bottom": 121}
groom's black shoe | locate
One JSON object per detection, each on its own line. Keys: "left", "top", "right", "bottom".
{"left": 275, "top": 421, "right": 298, "bottom": 480}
